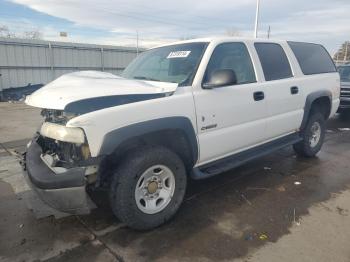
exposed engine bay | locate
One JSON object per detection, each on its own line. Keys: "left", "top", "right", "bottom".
{"left": 37, "top": 109, "right": 90, "bottom": 170}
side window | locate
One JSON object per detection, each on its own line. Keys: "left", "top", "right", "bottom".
{"left": 288, "top": 42, "right": 336, "bottom": 75}
{"left": 255, "top": 43, "right": 293, "bottom": 81}
{"left": 204, "top": 43, "right": 256, "bottom": 85}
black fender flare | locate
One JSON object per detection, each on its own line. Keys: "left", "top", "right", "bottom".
{"left": 300, "top": 90, "right": 332, "bottom": 130}
{"left": 98, "top": 116, "right": 199, "bottom": 164}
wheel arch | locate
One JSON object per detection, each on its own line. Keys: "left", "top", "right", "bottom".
{"left": 300, "top": 90, "right": 332, "bottom": 131}
{"left": 98, "top": 117, "right": 198, "bottom": 182}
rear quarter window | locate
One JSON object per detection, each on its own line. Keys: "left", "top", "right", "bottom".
{"left": 288, "top": 42, "right": 336, "bottom": 75}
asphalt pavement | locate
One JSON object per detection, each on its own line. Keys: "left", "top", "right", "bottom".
{"left": 1, "top": 102, "right": 350, "bottom": 262}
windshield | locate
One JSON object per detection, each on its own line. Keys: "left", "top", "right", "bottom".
{"left": 339, "top": 66, "right": 350, "bottom": 82}
{"left": 122, "top": 42, "right": 208, "bottom": 85}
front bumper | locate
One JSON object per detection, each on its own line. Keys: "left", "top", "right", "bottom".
{"left": 22, "top": 138, "right": 94, "bottom": 214}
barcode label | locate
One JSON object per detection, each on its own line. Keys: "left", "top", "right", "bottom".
{"left": 167, "top": 51, "right": 191, "bottom": 59}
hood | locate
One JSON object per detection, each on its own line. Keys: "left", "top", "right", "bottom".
{"left": 25, "top": 71, "right": 178, "bottom": 110}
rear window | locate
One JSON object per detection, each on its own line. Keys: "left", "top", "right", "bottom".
{"left": 288, "top": 42, "right": 336, "bottom": 75}
{"left": 254, "top": 43, "right": 293, "bottom": 81}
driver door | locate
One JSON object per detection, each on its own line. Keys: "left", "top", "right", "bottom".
{"left": 193, "top": 42, "right": 268, "bottom": 165}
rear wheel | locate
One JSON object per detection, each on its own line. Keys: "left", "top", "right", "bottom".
{"left": 109, "top": 145, "right": 187, "bottom": 230}
{"left": 293, "top": 112, "right": 326, "bottom": 157}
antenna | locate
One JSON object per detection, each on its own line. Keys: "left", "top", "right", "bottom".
{"left": 136, "top": 30, "right": 139, "bottom": 56}
{"left": 254, "top": 0, "right": 260, "bottom": 38}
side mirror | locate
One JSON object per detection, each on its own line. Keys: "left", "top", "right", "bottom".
{"left": 202, "top": 69, "right": 237, "bottom": 89}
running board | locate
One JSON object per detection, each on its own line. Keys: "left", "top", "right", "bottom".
{"left": 191, "top": 133, "right": 302, "bottom": 180}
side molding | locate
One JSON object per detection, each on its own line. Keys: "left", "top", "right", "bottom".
{"left": 300, "top": 90, "right": 332, "bottom": 130}
{"left": 99, "top": 117, "right": 198, "bottom": 163}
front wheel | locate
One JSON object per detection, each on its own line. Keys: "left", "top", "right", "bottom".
{"left": 109, "top": 146, "right": 187, "bottom": 230}
{"left": 293, "top": 112, "right": 326, "bottom": 157}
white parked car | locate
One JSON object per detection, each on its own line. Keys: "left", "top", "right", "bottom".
{"left": 24, "top": 37, "right": 340, "bottom": 230}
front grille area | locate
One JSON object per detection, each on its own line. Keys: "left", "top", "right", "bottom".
{"left": 341, "top": 87, "right": 350, "bottom": 98}
{"left": 37, "top": 135, "right": 86, "bottom": 168}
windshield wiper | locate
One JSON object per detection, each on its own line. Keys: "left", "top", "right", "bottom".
{"left": 133, "top": 76, "right": 161, "bottom": 82}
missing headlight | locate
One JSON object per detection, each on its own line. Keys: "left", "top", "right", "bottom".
{"left": 41, "top": 109, "right": 78, "bottom": 124}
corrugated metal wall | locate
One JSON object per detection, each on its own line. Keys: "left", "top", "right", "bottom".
{"left": 0, "top": 37, "right": 139, "bottom": 92}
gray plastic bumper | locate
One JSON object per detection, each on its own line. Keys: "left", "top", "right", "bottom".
{"left": 22, "top": 139, "right": 94, "bottom": 214}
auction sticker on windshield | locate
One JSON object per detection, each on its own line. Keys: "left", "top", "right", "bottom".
{"left": 167, "top": 51, "right": 191, "bottom": 59}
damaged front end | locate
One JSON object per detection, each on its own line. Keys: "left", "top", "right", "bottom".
{"left": 22, "top": 109, "right": 100, "bottom": 214}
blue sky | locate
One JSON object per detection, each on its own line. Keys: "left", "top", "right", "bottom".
{"left": 0, "top": 0, "right": 349, "bottom": 54}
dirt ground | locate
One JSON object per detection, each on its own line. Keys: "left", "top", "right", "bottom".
{"left": 1, "top": 102, "right": 350, "bottom": 262}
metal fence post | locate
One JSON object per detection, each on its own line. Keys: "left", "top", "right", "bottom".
{"left": 0, "top": 73, "right": 3, "bottom": 101}
{"left": 101, "top": 47, "right": 104, "bottom": 71}
{"left": 48, "top": 42, "right": 54, "bottom": 80}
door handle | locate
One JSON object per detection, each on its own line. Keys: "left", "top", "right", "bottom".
{"left": 291, "top": 86, "right": 299, "bottom": 95}
{"left": 253, "top": 91, "right": 265, "bottom": 101}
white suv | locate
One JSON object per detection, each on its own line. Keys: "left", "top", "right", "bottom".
{"left": 23, "top": 37, "right": 340, "bottom": 230}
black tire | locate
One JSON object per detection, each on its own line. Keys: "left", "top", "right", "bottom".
{"left": 293, "top": 111, "right": 326, "bottom": 157}
{"left": 109, "top": 145, "right": 187, "bottom": 230}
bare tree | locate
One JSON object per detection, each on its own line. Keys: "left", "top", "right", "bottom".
{"left": 179, "top": 35, "right": 197, "bottom": 41}
{"left": 334, "top": 41, "right": 350, "bottom": 62}
{"left": 23, "top": 30, "right": 43, "bottom": 40}
{"left": 0, "top": 24, "right": 43, "bottom": 40}
{"left": 226, "top": 27, "right": 241, "bottom": 37}
{"left": 0, "top": 25, "right": 10, "bottom": 38}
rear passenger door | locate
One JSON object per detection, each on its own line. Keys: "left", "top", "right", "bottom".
{"left": 254, "top": 43, "right": 304, "bottom": 139}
